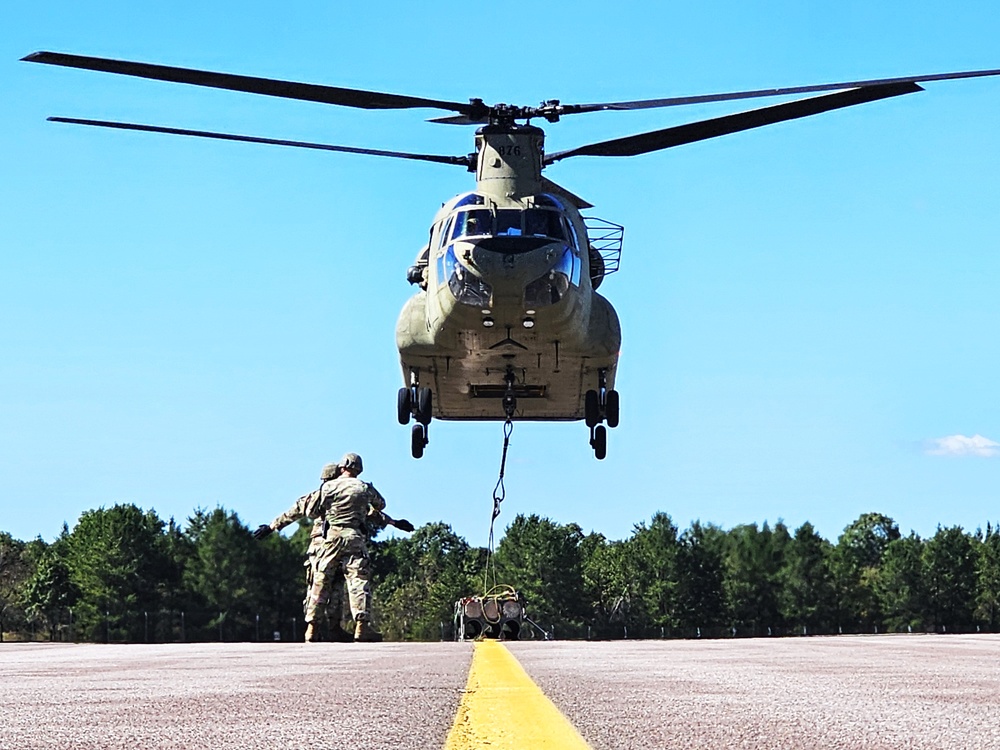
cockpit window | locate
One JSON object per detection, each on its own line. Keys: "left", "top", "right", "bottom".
{"left": 449, "top": 206, "right": 571, "bottom": 245}
{"left": 438, "top": 217, "right": 454, "bottom": 250}
{"left": 451, "top": 209, "right": 493, "bottom": 240}
{"left": 454, "top": 193, "right": 486, "bottom": 207}
{"left": 495, "top": 210, "right": 522, "bottom": 237}
{"left": 524, "top": 209, "right": 566, "bottom": 240}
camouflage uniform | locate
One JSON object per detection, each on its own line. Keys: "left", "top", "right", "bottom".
{"left": 268, "top": 475, "right": 386, "bottom": 627}
{"left": 305, "top": 517, "right": 347, "bottom": 636}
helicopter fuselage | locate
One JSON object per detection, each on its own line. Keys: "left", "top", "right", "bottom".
{"left": 396, "top": 190, "right": 620, "bottom": 422}
{"left": 396, "top": 123, "right": 621, "bottom": 431}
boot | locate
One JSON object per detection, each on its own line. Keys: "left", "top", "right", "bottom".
{"left": 304, "top": 622, "right": 319, "bottom": 643}
{"left": 328, "top": 623, "right": 354, "bottom": 643}
{"left": 353, "top": 620, "right": 383, "bottom": 643}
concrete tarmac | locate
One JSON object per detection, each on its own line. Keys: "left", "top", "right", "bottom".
{"left": 1, "top": 642, "right": 470, "bottom": 750}
{"left": 2, "top": 634, "right": 999, "bottom": 749}
{"left": 509, "top": 634, "right": 1000, "bottom": 749}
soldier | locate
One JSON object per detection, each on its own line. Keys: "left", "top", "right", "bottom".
{"left": 253, "top": 453, "right": 413, "bottom": 642}
{"left": 302, "top": 462, "right": 408, "bottom": 642}
{"left": 303, "top": 463, "right": 352, "bottom": 642}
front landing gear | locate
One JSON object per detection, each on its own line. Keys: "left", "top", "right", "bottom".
{"left": 585, "top": 369, "right": 619, "bottom": 460}
{"left": 398, "top": 371, "right": 431, "bottom": 458}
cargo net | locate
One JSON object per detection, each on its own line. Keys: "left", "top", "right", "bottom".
{"left": 454, "top": 585, "right": 525, "bottom": 641}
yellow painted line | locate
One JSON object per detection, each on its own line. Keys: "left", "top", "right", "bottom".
{"left": 444, "top": 639, "right": 592, "bottom": 749}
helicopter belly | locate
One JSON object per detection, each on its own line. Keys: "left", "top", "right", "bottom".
{"left": 396, "top": 290, "right": 620, "bottom": 421}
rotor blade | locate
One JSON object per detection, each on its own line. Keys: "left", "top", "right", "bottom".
{"left": 559, "top": 68, "right": 1000, "bottom": 115}
{"left": 426, "top": 113, "right": 488, "bottom": 126}
{"left": 545, "top": 82, "right": 922, "bottom": 163}
{"left": 23, "top": 51, "right": 480, "bottom": 116}
{"left": 46, "top": 117, "right": 471, "bottom": 166}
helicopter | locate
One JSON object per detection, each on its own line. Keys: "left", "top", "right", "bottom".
{"left": 22, "top": 51, "right": 1000, "bottom": 460}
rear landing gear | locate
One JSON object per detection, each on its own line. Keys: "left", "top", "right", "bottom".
{"left": 411, "top": 423, "right": 427, "bottom": 459}
{"left": 397, "top": 388, "right": 412, "bottom": 425}
{"left": 399, "top": 371, "right": 432, "bottom": 458}
{"left": 590, "top": 424, "right": 607, "bottom": 460}
{"left": 586, "top": 369, "right": 619, "bottom": 460}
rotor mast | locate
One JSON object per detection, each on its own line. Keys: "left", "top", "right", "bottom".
{"left": 474, "top": 122, "right": 545, "bottom": 202}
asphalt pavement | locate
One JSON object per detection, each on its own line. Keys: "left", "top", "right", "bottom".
{"left": 2, "top": 634, "right": 998, "bottom": 749}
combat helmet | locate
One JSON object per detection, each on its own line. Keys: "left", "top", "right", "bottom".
{"left": 339, "top": 452, "right": 363, "bottom": 475}
{"left": 320, "top": 462, "right": 340, "bottom": 481}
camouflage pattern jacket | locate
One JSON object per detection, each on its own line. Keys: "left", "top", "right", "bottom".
{"left": 269, "top": 476, "right": 387, "bottom": 534}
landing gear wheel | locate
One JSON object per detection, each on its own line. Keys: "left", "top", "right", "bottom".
{"left": 411, "top": 423, "right": 427, "bottom": 459}
{"left": 417, "top": 387, "right": 433, "bottom": 425}
{"left": 584, "top": 390, "right": 600, "bottom": 428}
{"left": 592, "top": 425, "right": 607, "bottom": 460}
{"left": 397, "top": 388, "right": 412, "bottom": 425}
{"left": 605, "top": 389, "right": 620, "bottom": 429}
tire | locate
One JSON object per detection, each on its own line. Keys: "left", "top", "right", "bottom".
{"left": 605, "top": 389, "right": 620, "bottom": 428}
{"left": 417, "top": 387, "right": 433, "bottom": 425}
{"left": 397, "top": 388, "right": 412, "bottom": 425}
{"left": 593, "top": 425, "right": 607, "bottom": 460}
{"left": 584, "top": 389, "right": 600, "bottom": 427}
{"left": 411, "top": 424, "right": 425, "bottom": 459}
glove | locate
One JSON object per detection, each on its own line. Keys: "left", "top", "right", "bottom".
{"left": 252, "top": 524, "right": 273, "bottom": 540}
{"left": 393, "top": 518, "right": 415, "bottom": 533}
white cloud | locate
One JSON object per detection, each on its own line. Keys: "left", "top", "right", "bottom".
{"left": 925, "top": 434, "right": 1000, "bottom": 458}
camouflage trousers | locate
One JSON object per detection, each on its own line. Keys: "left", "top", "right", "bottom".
{"left": 305, "top": 528, "right": 372, "bottom": 624}
{"left": 305, "top": 551, "right": 345, "bottom": 623}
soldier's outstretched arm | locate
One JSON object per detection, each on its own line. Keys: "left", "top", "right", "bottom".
{"left": 254, "top": 489, "right": 321, "bottom": 539}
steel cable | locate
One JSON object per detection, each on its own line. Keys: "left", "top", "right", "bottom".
{"left": 483, "top": 418, "right": 513, "bottom": 593}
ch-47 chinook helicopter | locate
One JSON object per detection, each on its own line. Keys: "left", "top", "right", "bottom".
{"left": 23, "top": 52, "right": 1000, "bottom": 459}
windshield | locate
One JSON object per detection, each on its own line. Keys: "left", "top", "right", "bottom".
{"left": 450, "top": 209, "right": 493, "bottom": 240}
{"left": 495, "top": 210, "right": 522, "bottom": 236}
{"left": 453, "top": 208, "right": 568, "bottom": 241}
{"left": 524, "top": 209, "right": 566, "bottom": 240}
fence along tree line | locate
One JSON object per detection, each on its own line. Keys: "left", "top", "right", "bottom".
{"left": 1, "top": 505, "right": 998, "bottom": 642}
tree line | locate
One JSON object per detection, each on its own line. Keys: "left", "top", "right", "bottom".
{"left": 2, "top": 504, "right": 998, "bottom": 642}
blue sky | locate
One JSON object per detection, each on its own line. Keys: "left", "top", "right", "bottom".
{"left": 3, "top": 1, "right": 998, "bottom": 548}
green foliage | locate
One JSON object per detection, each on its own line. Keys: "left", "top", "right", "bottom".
{"left": 19, "top": 536, "right": 79, "bottom": 639}
{"left": 780, "top": 522, "right": 835, "bottom": 634}
{"left": 256, "top": 525, "right": 309, "bottom": 640}
{"left": 0, "top": 532, "right": 30, "bottom": 638}
{"left": 181, "top": 507, "right": 303, "bottom": 641}
{"left": 182, "top": 508, "right": 263, "bottom": 639}
{"left": 371, "top": 522, "right": 483, "bottom": 640}
{"left": 580, "top": 533, "right": 630, "bottom": 638}
{"left": 674, "top": 522, "right": 727, "bottom": 636}
{"left": 3, "top": 506, "right": 1000, "bottom": 642}
{"left": 874, "top": 533, "right": 926, "bottom": 632}
{"left": 62, "top": 504, "right": 175, "bottom": 641}
{"left": 975, "top": 523, "right": 1000, "bottom": 629}
{"left": 494, "top": 515, "right": 588, "bottom": 636}
{"left": 922, "top": 525, "right": 977, "bottom": 632}
{"left": 723, "top": 522, "right": 789, "bottom": 636}
{"left": 626, "top": 512, "right": 680, "bottom": 635}
{"left": 833, "top": 512, "right": 901, "bottom": 630}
